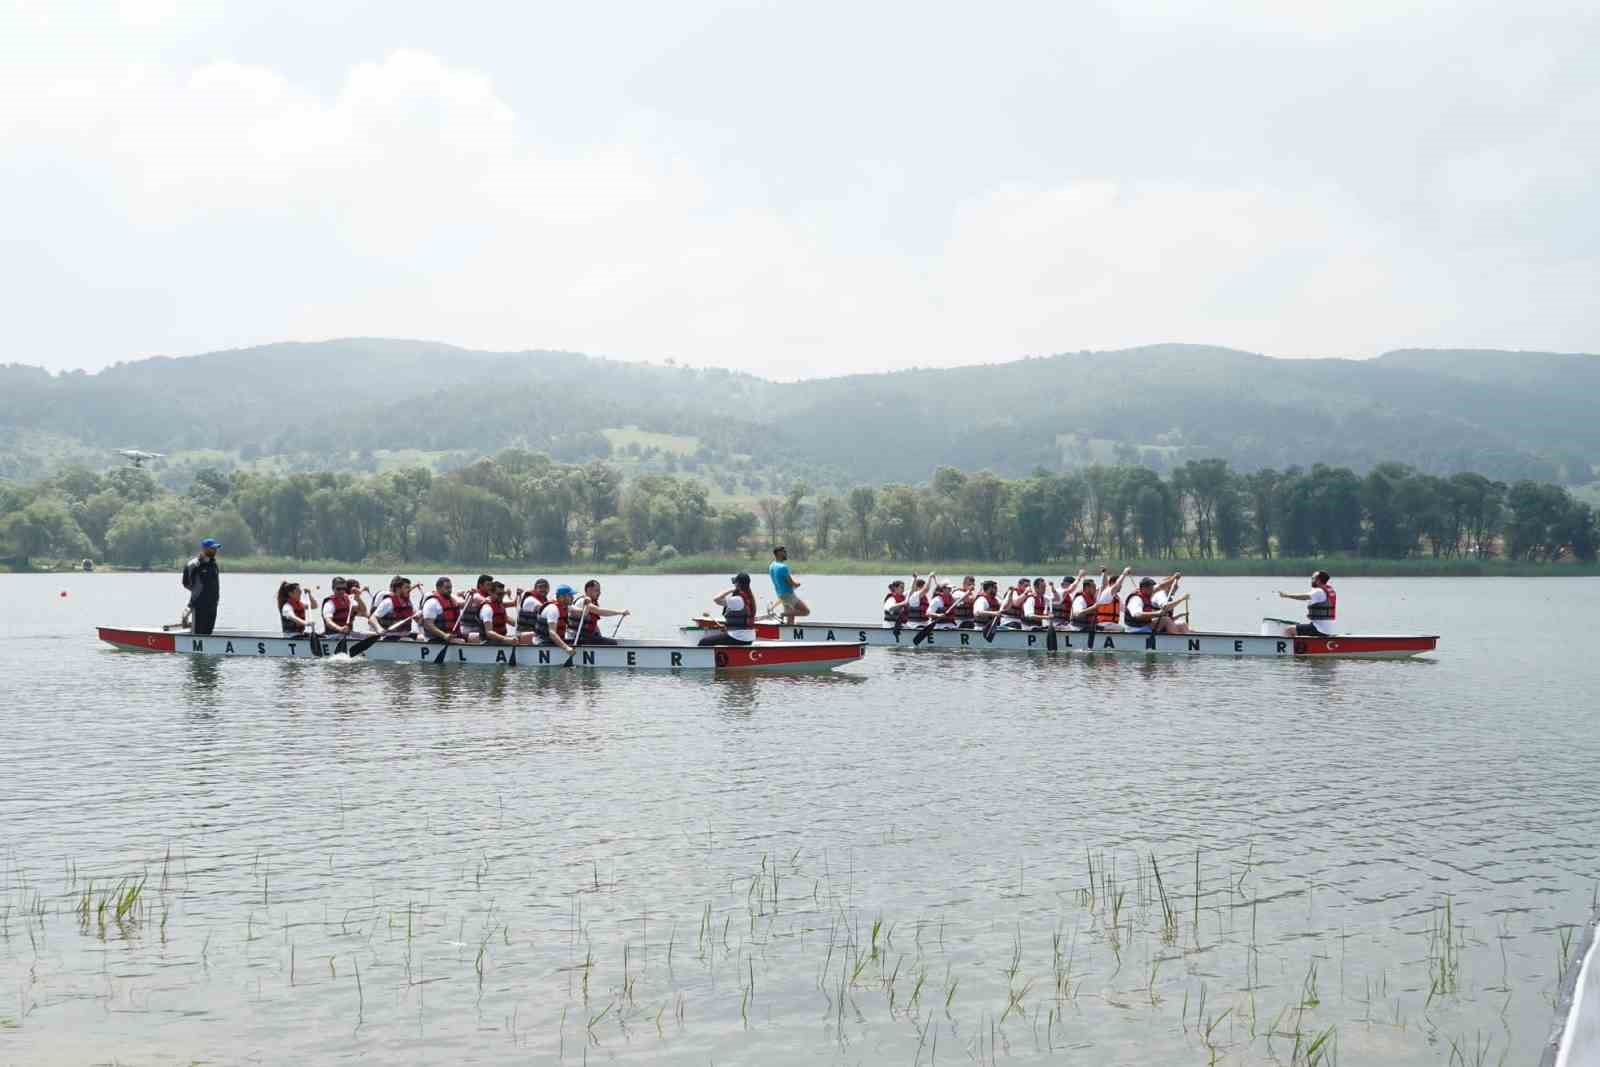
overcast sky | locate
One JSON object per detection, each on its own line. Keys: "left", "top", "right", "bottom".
{"left": 2, "top": 1, "right": 1596, "bottom": 378}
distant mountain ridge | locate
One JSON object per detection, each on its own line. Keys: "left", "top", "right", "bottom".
{"left": 1, "top": 339, "right": 1595, "bottom": 488}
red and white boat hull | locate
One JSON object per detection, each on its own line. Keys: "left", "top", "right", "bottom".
{"left": 680, "top": 620, "right": 1436, "bottom": 659}
{"left": 97, "top": 627, "right": 864, "bottom": 673}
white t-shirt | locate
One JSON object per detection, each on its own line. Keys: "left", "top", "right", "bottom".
{"left": 1307, "top": 588, "right": 1334, "bottom": 635}
{"left": 372, "top": 592, "right": 413, "bottom": 634}
{"left": 1123, "top": 592, "right": 1153, "bottom": 631}
{"left": 281, "top": 601, "right": 307, "bottom": 628}
{"left": 722, "top": 594, "right": 755, "bottom": 641}
{"left": 321, "top": 598, "right": 346, "bottom": 628}
{"left": 907, "top": 590, "right": 928, "bottom": 614}
{"left": 421, "top": 594, "right": 455, "bottom": 634}
{"left": 479, "top": 603, "right": 499, "bottom": 632}
{"left": 1022, "top": 594, "right": 1045, "bottom": 619}
{"left": 927, "top": 593, "right": 956, "bottom": 628}
{"left": 539, "top": 602, "right": 567, "bottom": 643}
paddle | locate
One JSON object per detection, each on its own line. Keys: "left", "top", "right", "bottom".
{"left": 983, "top": 590, "right": 1010, "bottom": 643}
{"left": 1045, "top": 610, "right": 1058, "bottom": 652}
{"left": 562, "top": 603, "right": 590, "bottom": 667}
{"left": 345, "top": 599, "right": 419, "bottom": 659}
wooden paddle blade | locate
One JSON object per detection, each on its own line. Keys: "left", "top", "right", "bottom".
{"left": 346, "top": 633, "right": 380, "bottom": 658}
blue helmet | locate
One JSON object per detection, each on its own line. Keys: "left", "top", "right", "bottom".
{"left": 555, "top": 584, "right": 575, "bottom": 598}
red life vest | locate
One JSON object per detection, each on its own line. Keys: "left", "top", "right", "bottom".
{"left": 952, "top": 590, "right": 975, "bottom": 621}
{"left": 1123, "top": 592, "right": 1154, "bottom": 628}
{"left": 424, "top": 592, "right": 461, "bottom": 634}
{"left": 377, "top": 591, "right": 415, "bottom": 624}
{"left": 488, "top": 597, "right": 509, "bottom": 635}
{"left": 1053, "top": 589, "right": 1073, "bottom": 620}
{"left": 883, "top": 591, "right": 907, "bottom": 623}
{"left": 281, "top": 597, "right": 307, "bottom": 633}
{"left": 327, "top": 592, "right": 352, "bottom": 628}
{"left": 1001, "top": 590, "right": 1025, "bottom": 618}
{"left": 1308, "top": 583, "right": 1337, "bottom": 621}
{"left": 571, "top": 600, "right": 602, "bottom": 639}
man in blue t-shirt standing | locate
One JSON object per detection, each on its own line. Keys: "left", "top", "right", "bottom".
{"left": 768, "top": 545, "right": 810, "bottom": 624}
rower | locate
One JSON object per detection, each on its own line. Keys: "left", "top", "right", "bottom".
{"left": 951, "top": 576, "right": 977, "bottom": 627}
{"left": 1123, "top": 577, "right": 1185, "bottom": 634}
{"left": 970, "top": 580, "right": 1003, "bottom": 627}
{"left": 420, "top": 577, "right": 463, "bottom": 642}
{"left": 277, "top": 581, "right": 316, "bottom": 634}
{"left": 1092, "top": 566, "right": 1133, "bottom": 629}
{"left": 569, "top": 579, "right": 629, "bottom": 645}
{"left": 533, "top": 586, "right": 576, "bottom": 653}
{"left": 1277, "top": 570, "right": 1337, "bottom": 637}
{"left": 516, "top": 579, "right": 551, "bottom": 637}
{"left": 699, "top": 573, "right": 759, "bottom": 646}
{"left": 882, "top": 580, "right": 908, "bottom": 624}
{"left": 454, "top": 574, "right": 495, "bottom": 643}
{"left": 1051, "top": 571, "right": 1087, "bottom": 627}
{"left": 476, "top": 580, "right": 516, "bottom": 645}
{"left": 1150, "top": 573, "right": 1190, "bottom": 635}
{"left": 1022, "top": 577, "right": 1052, "bottom": 627}
{"left": 1068, "top": 578, "right": 1102, "bottom": 631}
{"left": 926, "top": 580, "right": 960, "bottom": 629}
{"left": 904, "top": 573, "right": 936, "bottom": 625}
{"left": 998, "top": 579, "right": 1029, "bottom": 629}
{"left": 370, "top": 576, "right": 417, "bottom": 639}
{"left": 321, "top": 577, "right": 357, "bottom": 635}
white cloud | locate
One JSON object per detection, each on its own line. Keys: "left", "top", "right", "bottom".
{"left": 1, "top": 2, "right": 1597, "bottom": 376}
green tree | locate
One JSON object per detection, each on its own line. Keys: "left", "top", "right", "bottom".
{"left": 0, "top": 497, "right": 93, "bottom": 565}
{"left": 847, "top": 487, "right": 877, "bottom": 559}
{"left": 105, "top": 500, "right": 186, "bottom": 569}
{"left": 814, "top": 493, "right": 841, "bottom": 554}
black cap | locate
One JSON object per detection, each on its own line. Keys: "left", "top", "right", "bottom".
{"left": 731, "top": 572, "right": 751, "bottom": 585}
{"left": 1139, "top": 577, "right": 1156, "bottom": 587}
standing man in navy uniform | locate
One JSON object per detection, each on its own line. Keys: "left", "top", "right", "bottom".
{"left": 181, "top": 538, "right": 222, "bottom": 635}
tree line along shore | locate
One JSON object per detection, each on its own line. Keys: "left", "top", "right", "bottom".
{"left": 1, "top": 451, "right": 1594, "bottom": 575}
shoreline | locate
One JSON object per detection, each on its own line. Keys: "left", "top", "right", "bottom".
{"left": 17, "top": 554, "right": 1600, "bottom": 579}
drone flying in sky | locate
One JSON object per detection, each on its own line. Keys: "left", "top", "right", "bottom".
{"left": 114, "top": 449, "right": 165, "bottom": 468}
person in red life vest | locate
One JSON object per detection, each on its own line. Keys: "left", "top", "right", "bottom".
{"left": 568, "top": 579, "right": 629, "bottom": 645}
{"left": 882, "top": 579, "right": 908, "bottom": 623}
{"left": 277, "top": 581, "right": 317, "bottom": 634}
{"left": 1068, "top": 577, "right": 1109, "bottom": 631}
{"left": 450, "top": 574, "right": 495, "bottom": 643}
{"left": 420, "top": 577, "right": 464, "bottom": 642}
{"left": 904, "top": 573, "right": 937, "bottom": 623}
{"left": 516, "top": 579, "right": 551, "bottom": 642}
{"left": 1051, "top": 570, "right": 1087, "bottom": 626}
{"left": 925, "top": 580, "right": 961, "bottom": 629}
{"left": 994, "top": 578, "right": 1028, "bottom": 628}
{"left": 699, "top": 573, "right": 759, "bottom": 647}
{"left": 950, "top": 576, "right": 977, "bottom": 626}
{"left": 1278, "top": 570, "right": 1337, "bottom": 637}
{"left": 1021, "top": 577, "right": 1053, "bottom": 627}
{"left": 969, "top": 579, "right": 1004, "bottom": 628}
{"left": 369, "top": 576, "right": 417, "bottom": 639}
{"left": 534, "top": 585, "right": 577, "bottom": 653}
{"left": 473, "top": 579, "right": 517, "bottom": 645}
{"left": 1122, "top": 576, "right": 1188, "bottom": 634}
{"left": 321, "top": 577, "right": 357, "bottom": 635}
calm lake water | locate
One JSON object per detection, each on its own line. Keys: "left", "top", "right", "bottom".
{"left": 1, "top": 572, "right": 1596, "bottom": 1065}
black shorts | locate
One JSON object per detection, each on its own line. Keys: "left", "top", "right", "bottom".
{"left": 697, "top": 632, "right": 752, "bottom": 647}
{"left": 1294, "top": 623, "right": 1327, "bottom": 637}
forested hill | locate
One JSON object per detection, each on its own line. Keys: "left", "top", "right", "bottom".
{"left": 2, "top": 339, "right": 1596, "bottom": 490}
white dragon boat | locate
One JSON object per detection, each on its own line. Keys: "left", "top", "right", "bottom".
{"left": 680, "top": 619, "right": 1437, "bottom": 659}
{"left": 97, "top": 626, "right": 864, "bottom": 672}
